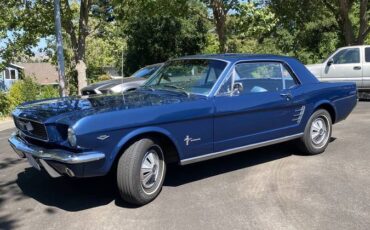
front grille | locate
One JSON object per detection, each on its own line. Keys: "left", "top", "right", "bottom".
{"left": 14, "top": 117, "right": 48, "bottom": 141}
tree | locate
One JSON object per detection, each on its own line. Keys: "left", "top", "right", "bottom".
{"left": 120, "top": 0, "right": 208, "bottom": 74}
{"left": 271, "top": 0, "right": 370, "bottom": 47}
{"left": 203, "top": 0, "right": 239, "bottom": 53}
{"left": 323, "top": 0, "right": 370, "bottom": 45}
{"left": 270, "top": 0, "right": 342, "bottom": 63}
{"left": 0, "top": 0, "right": 113, "bottom": 95}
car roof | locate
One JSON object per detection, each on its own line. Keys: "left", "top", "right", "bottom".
{"left": 175, "top": 53, "right": 294, "bottom": 63}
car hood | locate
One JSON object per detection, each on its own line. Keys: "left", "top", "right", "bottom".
{"left": 12, "top": 89, "right": 203, "bottom": 125}
{"left": 82, "top": 77, "right": 145, "bottom": 91}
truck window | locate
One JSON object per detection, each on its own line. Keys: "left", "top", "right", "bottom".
{"left": 333, "top": 48, "right": 360, "bottom": 64}
{"left": 365, "top": 47, "right": 370, "bottom": 62}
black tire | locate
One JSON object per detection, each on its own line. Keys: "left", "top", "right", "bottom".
{"left": 117, "top": 138, "right": 166, "bottom": 205}
{"left": 298, "top": 109, "right": 332, "bottom": 155}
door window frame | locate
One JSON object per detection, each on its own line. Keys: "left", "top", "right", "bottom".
{"left": 330, "top": 48, "right": 361, "bottom": 65}
{"left": 215, "top": 60, "right": 301, "bottom": 96}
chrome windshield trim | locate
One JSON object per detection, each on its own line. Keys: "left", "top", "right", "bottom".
{"left": 9, "top": 132, "right": 105, "bottom": 164}
{"left": 144, "top": 58, "right": 232, "bottom": 97}
{"left": 180, "top": 133, "right": 303, "bottom": 165}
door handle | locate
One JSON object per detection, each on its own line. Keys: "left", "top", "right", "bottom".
{"left": 280, "top": 92, "right": 292, "bottom": 100}
{"left": 353, "top": 66, "right": 361, "bottom": 70}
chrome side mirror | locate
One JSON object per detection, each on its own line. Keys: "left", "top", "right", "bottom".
{"left": 232, "top": 82, "right": 244, "bottom": 96}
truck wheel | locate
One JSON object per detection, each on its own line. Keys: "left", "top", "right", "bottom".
{"left": 299, "top": 109, "right": 332, "bottom": 155}
{"left": 117, "top": 138, "right": 166, "bottom": 205}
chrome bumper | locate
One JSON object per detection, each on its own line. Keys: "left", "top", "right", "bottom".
{"left": 8, "top": 132, "right": 105, "bottom": 177}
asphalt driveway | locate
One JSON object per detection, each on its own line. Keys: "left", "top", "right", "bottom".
{"left": 1, "top": 102, "right": 370, "bottom": 230}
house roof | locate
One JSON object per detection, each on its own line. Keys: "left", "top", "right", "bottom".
{"left": 16, "top": 63, "right": 59, "bottom": 85}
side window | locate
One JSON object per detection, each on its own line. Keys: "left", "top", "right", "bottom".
{"left": 234, "top": 62, "right": 298, "bottom": 94}
{"left": 332, "top": 48, "right": 360, "bottom": 64}
{"left": 365, "top": 47, "right": 370, "bottom": 62}
{"left": 217, "top": 62, "right": 299, "bottom": 95}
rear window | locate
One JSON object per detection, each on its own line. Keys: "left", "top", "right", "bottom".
{"left": 365, "top": 47, "right": 370, "bottom": 62}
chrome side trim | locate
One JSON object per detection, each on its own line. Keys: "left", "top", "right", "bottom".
{"left": 9, "top": 133, "right": 105, "bottom": 164}
{"left": 180, "top": 133, "right": 303, "bottom": 165}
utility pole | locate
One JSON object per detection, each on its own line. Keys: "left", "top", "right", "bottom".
{"left": 53, "top": 0, "right": 67, "bottom": 97}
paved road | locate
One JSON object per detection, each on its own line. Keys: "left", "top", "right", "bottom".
{"left": 1, "top": 102, "right": 370, "bottom": 230}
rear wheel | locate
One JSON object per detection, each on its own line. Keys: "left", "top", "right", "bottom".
{"left": 299, "top": 109, "right": 332, "bottom": 155}
{"left": 117, "top": 138, "right": 166, "bottom": 205}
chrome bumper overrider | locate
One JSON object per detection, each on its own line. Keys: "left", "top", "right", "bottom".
{"left": 8, "top": 132, "right": 105, "bottom": 177}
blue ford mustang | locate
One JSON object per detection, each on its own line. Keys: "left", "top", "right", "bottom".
{"left": 9, "top": 54, "right": 357, "bottom": 205}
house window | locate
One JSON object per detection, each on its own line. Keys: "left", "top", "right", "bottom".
{"left": 10, "top": 69, "right": 16, "bottom": 79}
{"left": 5, "top": 69, "right": 17, "bottom": 80}
{"left": 5, "top": 70, "right": 10, "bottom": 79}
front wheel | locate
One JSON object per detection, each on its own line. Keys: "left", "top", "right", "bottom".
{"left": 299, "top": 109, "right": 332, "bottom": 155}
{"left": 117, "top": 138, "right": 166, "bottom": 205}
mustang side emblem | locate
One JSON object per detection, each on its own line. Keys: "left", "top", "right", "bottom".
{"left": 184, "top": 135, "right": 201, "bottom": 146}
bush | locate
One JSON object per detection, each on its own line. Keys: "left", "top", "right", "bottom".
{"left": 0, "top": 92, "right": 10, "bottom": 117}
{"left": 7, "top": 77, "right": 60, "bottom": 113}
{"left": 8, "top": 77, "right": 39, "bottom": 111}
{"left": 97, "top": 74, "right": 111, "bottom": 82}
{"left": 38, "top": 85, "right": 59, "bottom": 100}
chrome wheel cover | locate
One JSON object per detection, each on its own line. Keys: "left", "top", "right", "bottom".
{"left": 310, "top": 116, "right": 330, "bottom": 148}
{"left": 141, "top": 149, "right": 161, "bottom": 190}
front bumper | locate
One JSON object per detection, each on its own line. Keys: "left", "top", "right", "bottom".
{"left": 9, "top": 132, "right": 105, "bottom": 178}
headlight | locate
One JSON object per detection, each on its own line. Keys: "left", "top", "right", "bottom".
{"left": 110, "top": 84, "right": 124, "bottom": 93}
{"left": 68, "top": 127, "right": 77, "bottom": 147}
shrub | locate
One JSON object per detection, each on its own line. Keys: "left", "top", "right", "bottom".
{"left": 0, "top": 92, "right": 10, "bottom": 117}
{"left": 97, "top": 74, "right": 111, "bottom": 82}
{"left": 8, "top": 77, "right": 39, "bottom": 111}
{"left": 38, "top": 85, "right": 59, "bottom": 100}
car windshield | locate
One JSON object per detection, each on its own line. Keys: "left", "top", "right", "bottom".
{"left": 131, "top": 65, "right": 161, "bottom": 79}
{"left": 144, "top": 59, "right": 227, "bottom": 95}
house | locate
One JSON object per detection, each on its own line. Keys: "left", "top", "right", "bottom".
{"left": 0, "top": 63, "right": 23, "bottom": 91}
{"left": 0, "top": 63, "right": 59, "bottom": 91}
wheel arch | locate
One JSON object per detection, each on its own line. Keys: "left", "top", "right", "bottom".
{"left": 110, "top": 127, "right": 182, "bottom": 171}
{"left": 313, "top": 101, "right": 337, "bottom": 124}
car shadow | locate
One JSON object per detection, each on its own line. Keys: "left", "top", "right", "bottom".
{"left": 16, "top": 141, "right": 303, "bottom": 211}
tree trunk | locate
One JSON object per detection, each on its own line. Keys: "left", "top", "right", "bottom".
{"left": 338, "top": 0, "right": 355, "bottom": 45}
{"left": 74, "top": 0, "right": 91, "bottom": 95}
{"left": 356, "top": 0, "right": 369, "bottom": 45}
{"left": 211, "top": 0, "right": 228, "bottom": 53}
{"left": 76, "top": 60, "right": 87, "bottom": 94}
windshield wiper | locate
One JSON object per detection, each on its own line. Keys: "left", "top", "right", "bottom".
{"left": 161, "top": 85, "right": 190, "bottom": 97}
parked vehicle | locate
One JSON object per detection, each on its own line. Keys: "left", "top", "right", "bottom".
{"left": 306, "top": 45, "right": 370, "bottom": 99}
{"left": 81, "top": 63, "right": 163, "bottom": 95}
{"left": 9, "top": 54, "right": 357, "bottom": 205}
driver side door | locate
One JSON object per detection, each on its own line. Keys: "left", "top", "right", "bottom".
{"left": 213, "top": 61, "right": 301, "bottom": 152}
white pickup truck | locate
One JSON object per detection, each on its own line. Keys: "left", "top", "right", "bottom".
{"left": 306, "top": 45, "right": 370, "bottom": 99}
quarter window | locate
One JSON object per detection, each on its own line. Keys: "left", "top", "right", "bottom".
{"left": 332, "top": 48, "right": 360, "bottom": 64}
